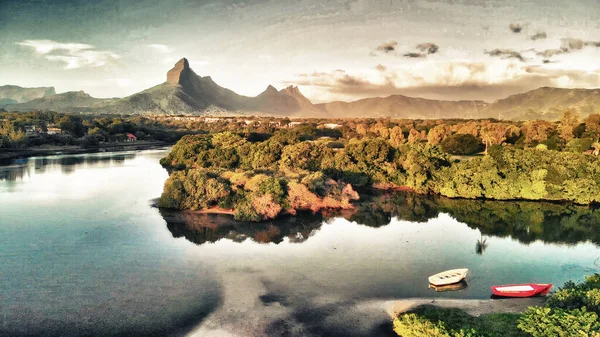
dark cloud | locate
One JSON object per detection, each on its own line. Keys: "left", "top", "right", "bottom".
{"left": 375, "top": 40, "right": 397, "bottom": 53}
{"left": 509, "top": 23, "right": 522, "bottom": 33}
{"left": 403, "top": 52, "right": 425, "bottom": 58}
{"left": 375, "top": 64, "right": 387, "bottom": 72}
{"left": 536, "top": 47, "right": 568, "bottom": 58}
{"left": 416, "top": 43, "right": 439, "bottom": 54}
{"left": 485, "top": 49, "right": 524, "bottom": 62}
{"left": 530, "top": 32, "right": 547, "bottom": 40}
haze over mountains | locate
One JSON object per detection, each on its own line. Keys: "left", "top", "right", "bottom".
{"left": 3, "top": 58, "right": 600, "bottom": 121}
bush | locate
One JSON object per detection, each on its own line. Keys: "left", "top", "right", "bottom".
{"left": 565, "top": 138, "right": 595, "bottom": 153}
{"left": 441, "top": 134, "right": 484, "bottom": 155}
{"left": 518, "top": 307, "right": 600, "bottom": 337}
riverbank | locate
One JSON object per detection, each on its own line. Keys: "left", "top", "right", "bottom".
{"left": 386, "top": 297, "right": 547, "bottom": 318}
{"left": 0, "top": 141, "right": 172, "bottom": 161}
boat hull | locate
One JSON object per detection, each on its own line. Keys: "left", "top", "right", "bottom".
{"left": 491, "top": 284, "right": 552, "bottom": 298}
{"left": 428, "top": 268, "right": 469, "bottom": 286}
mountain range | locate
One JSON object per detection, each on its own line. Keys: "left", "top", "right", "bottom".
{"left": 3, "top": 57, "right": 600, "bottom": 120}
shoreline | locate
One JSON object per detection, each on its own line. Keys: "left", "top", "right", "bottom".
{"left": 386, "top": 297, "right": 548, "bottom": 318}
{"left": 0, "top": 141, "right": 173, "bottom": 161}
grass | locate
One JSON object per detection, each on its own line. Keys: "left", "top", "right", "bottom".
{"left": 394, "top": 305, "right": 526, "bottom": 337}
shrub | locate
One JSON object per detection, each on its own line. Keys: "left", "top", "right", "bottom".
{"left": 517, "top": 307, "right": 600, "bottom": 337}
{"left": 441, "top": 134, "right": 484, "bottom": 155}
{"left": 565, "top": 138, "right": 595, "bottom": 153}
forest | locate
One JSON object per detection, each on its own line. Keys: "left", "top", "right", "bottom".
{"left": 0, "top": 111, "right": 183, "bottom": 149}
{"left": 158, "top": 110, "right": 600, "bottom": 221}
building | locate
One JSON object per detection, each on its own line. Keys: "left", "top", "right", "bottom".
{"left": 46, "top": 127, "right": 62, "bottom": 135}
{"left": 24, "top": 125, "right": 37, "bottom": 135}
{"left": 126, "top": 133, "right": 137, "bottom": 141}
{"left": 322, "top": 123, "right": 341, "bottom": 129}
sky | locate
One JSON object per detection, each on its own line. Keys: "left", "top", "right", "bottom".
{"left": 1, "top": 0, "right": 600, "bottom": 103}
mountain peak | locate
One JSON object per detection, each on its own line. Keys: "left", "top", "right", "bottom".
{"left": 263, "top": 85, "right": 278, "bottom": 94}
{"left": 166, "top": 58, "right": 190, "bottom": 85}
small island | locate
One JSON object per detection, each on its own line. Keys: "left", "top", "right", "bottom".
{"left": 158, "top": 112, "right": 600, "bottom": 222}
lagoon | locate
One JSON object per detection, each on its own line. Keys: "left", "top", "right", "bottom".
{"left": 1, "top": 149, "right": 599, "bottom": 336}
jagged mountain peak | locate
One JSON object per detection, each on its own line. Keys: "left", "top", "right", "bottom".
{"left": 281, "top": 85, "right": 301, "bottom": 95}
{"left": 166, "top": 58, "right": 191, "bottom": 86}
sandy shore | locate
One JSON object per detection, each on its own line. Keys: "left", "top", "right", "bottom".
{"left": 386, "top": 297, "right": 547, "bottom": 318}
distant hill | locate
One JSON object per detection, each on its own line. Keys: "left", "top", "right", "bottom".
{"left": 485, "top": 87, "right": 600, "bottom": 120}
{"left": 316, "top": 96, "right": 491, "bottom": 119}
{"left": 4, "top": 58, "right": 600, "bottom": 120}
{"left": 0, "top": 85, "right": 55, "bottom": 108}
{"left": 8, "top": 90, "right": 112, "bottom": 112}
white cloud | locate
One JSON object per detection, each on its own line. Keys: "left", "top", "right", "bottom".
{"left": 17, "top": 40, "right": 93, "bottom": 55}
{"left": 147, "top": 44, "right": 171, "bottom": 53}
{"left": 17, "top": 39, "right": 120, "bottom": 69}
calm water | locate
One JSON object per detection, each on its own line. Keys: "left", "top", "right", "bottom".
{"left": 1, "top": 149, "right": 600, "bottom": 337}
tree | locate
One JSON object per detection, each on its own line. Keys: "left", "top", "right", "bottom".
{"left": 441, "top": 134, "right": 483, "bottom": 155}
{"left": 389, "top": 126, "right": 406, "bottom": 147}
{"left": 585, "top": 114, "right": 600, "bottom": 136}
{"left": 370, "top": 122, "right": 390, "bottom": 138}
{"left": 427, "top": 125, "right": 452, "bottom": 145}
{"left": 558, "top": 110, "right": 579, "bottom": 142}
{"left": 0, "top": 120, "right": 25, "bottom": 147}
{"left": 480, "top": 124, "right": 507, "bottom": 154}
{"left": 407, "top": 129, "right": 421, "bottom": 143}
{"left": 523, "top": 120, "right": 555, "bottom": 145}
{"left": 356, "top": 123, "right": 368, "bottom": 136}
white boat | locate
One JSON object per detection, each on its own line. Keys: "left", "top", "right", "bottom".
{"left": 428, "top": 268, "right": 469, "bottom": 286}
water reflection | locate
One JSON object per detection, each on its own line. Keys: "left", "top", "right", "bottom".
{"left": 161, "top": 210, "right": 325, "bottom": 245}
{"left": 161, "top": 191, "right": 600, "bottom": 247}
{"left": 0, "top": 153, "right": 135, "bottom": 181}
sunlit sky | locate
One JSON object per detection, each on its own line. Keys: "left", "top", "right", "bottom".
{"left": 1, "top": 0, "right": 600, "bottom": 102}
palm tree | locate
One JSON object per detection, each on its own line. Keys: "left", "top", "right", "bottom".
{"left": 593, "top": 142, "right": 600, "bottom": 156}
{"left": 476, "top": 235, "right": 488, "bottom": 255}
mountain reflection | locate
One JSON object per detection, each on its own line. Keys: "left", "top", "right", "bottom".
{"left": 161, "top": 191, "right": 600, "bottom": 247}
{"left": 0, "top": 153, "right": 135, "bottom": 181}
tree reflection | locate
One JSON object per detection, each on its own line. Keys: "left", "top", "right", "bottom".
{"left": 160, "top": 190, "right": 600, "bottom": 247}
{"left": 0, "top": 153, "right": 135, "bottom": 181}
{"left": 475, "top": 235, "right": 488, "bottom": 255}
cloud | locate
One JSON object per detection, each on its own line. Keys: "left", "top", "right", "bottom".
{"left": 530, "top": 32, "right": 547, "bottom": 40}
{"left": 509, "top": 23, "right": 523, "bottom": 33}
{"left": 17, "top": 39, "right": 119, "bottom": 69}
{"left": 537, "top": 48, "right": 568, "bottom": 58}
{"left": 416, "top": 43, "right": 439, "bottom": 54}
{"left": 375, "top": 40, "right": 397, "bottom": 53}
{"left": 558, "top": 38, "right": 600, "bottom": 50}
{"left": 284, "top": 61, "right": 600, "bottom": 102}
{"left": 485, "top": 49, "right": 524, "bottom": 62}
{"left": 403, "top": 52, "right": 425, "bottom": 58}
{"left": 375, "top": 64, "right": 387, "bottom": 72}
{"left": 147, "top": 44, "right": 170, "bottom": 53}
{"left": 562, "top": 38, "right": 585, "bottom": 50}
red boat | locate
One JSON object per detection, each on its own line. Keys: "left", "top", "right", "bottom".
{"left": 491, "top": 283, "right": 552, "bottom": 297}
